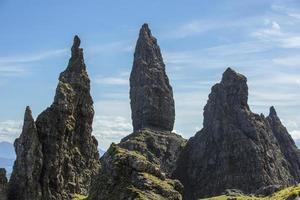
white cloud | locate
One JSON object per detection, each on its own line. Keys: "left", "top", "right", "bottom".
{"left": 0, "top": 120, "right": 22, "bottom": 143}
{"left": 272, "top": 55, "right": 300, "bottom": 67}
{"left": 93, "top": 71, "right": 130, "bottom": 86}
{"left": 291, "top": 130, "right": 300, "bottom": 140}
{"left": 93, "top": 115, "right": 132, "bottom": 149}
{"left": 94, "top": 77, "right": 128, "bottom": 86}
{"left": 279, "top": 36, "right": 300, "bottom": 48}
{"left": 87, "top": 41, "right": 134, "bottom": 55}
{"left": 0, "top": 49, "right": 67, "bottom": 64}
{"left": 252, "top": 21, "right": 282, "bottom": 39}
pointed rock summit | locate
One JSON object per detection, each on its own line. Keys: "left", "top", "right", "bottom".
{"left": 130, "top": 23, "right": 175, "bottom": 132}
{"left": 89, "top": 24, "right": 185, "bottom": 200}
{"left": 267, "top": 106, "right": 300, "bottom": 181}
{"left": 174, "top": 68, "right": 300, "bottom": 199}
{"left": 8, "top": 106, "right": 43, "bottom": 200}
{"left": 8, "top": 36, "right": 100, "bottom": 200}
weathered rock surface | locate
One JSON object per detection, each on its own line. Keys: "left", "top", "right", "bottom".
{"left": 0, "top": 169, "right": 7, "bottom": 200}
{"left": 267, "top": 106, "right": 300, "bottom": 181}
{"left": 8, "top": 106, "right": 43, "bottom": 200}
{"left": 174, "top": 68, "right": 299, "bottom": 199}
{"left": 89, "top": 24, "right": 185, "bottom": 200}
{"left": 89, "top": 143, "right": 183, "bottom": 200}
{"left": 130, "top": 23, "right": 175, "bottom": 132}
{"left": 120, "top": 129, "right": 186, "bottom": 177}
{"left": 8, "top": 36, "right": 100, "bottom": 200}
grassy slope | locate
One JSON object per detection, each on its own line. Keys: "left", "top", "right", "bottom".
{"left": 201, "top": 184, "right": 300, "bottom": 200}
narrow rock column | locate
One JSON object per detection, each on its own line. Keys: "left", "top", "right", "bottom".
{"left": 130, "top": 24, "right": 175, "bottom": 132}
{"left": 8, "top": 106, "right": 42, "bottom": 200}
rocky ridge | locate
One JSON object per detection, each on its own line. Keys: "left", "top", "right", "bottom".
{"left": 174, "top": 68, "right": 300, "bottom": 199}
{"left": 8, "top": 36, "right": 100, "bottom": 200}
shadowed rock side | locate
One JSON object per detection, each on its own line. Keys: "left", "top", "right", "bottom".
{"left": 174, "top": 68, "right": 298, "bottom": 200}
{"left": 8, "top": 36, "right": 100, "bottom": 200}
{"left": 0, "top": 169, "right": 7, "bottom": 200}
{"left": 8, "top": 107, "right": 43, "bottom": 200}
{"left": 130, "top": 23, "right": 175, "bottom": 132}
{"left": 89, "top": 24, "right": 185, "bottom": 200}
{"left": 267, "top": 106, "right": 300, "bottom": 181}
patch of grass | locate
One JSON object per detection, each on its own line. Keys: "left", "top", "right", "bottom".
{"left": 72, "top": 194, "right": 87, "bottom": 200}
{"left": 141, "top": 172, "right": 173, "bottom": 190}
{"left": 200, "top": 184, "right": 300, "bottom": 200}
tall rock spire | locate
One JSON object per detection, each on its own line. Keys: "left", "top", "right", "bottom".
{"left": 88, "top": 24, "right": 186, "bottom": 200}
{"left": 8, "top": 36, "right": 100, "bottom": 200}
{"left": 8, "top": 106, "right": 43, "bottom": 200}
{"left": 174, "top": 68, "right": 297, "bottom": 199}
{"left": 130, "top": 23, "right": 175, "bottom": 132}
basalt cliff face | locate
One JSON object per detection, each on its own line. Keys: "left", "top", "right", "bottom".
{"left": 174, "top": 68, "right": 300, "bottom": 199}
{"left": 8, "top": 36, "right": 100, "bottom": 200}
{"left": 89, "top": 24, "right": 186, "bottom": 200}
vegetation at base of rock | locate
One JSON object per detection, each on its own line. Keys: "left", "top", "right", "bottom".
{"left": 72, "top": 194, "right": 87, "bottom": 200}
{"left": 201, "top": 184, "right": 300, "bottom": 200}
{"left": 88, "top": 143, "right": 183, "bottom": 200}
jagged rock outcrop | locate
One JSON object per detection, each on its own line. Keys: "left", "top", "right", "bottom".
{"left": 8, "top": 36, "right": 100, "bottom": 200}
{"left": 0, "top": 169, "right": 7, "bottom": 200}
{"left": 89, "top": 144, "right": 183, "bottom": 200}
{"left": 130, "top": 23, "right": 175, "bottom": 132}
{"left": 174, "top": 68, "right": 299, "bottom": 199}
{"left": 120, "top": 129, "right": 186, "bottom": 177}
{"left": 8, "top": 106, "right": 43, "bottom": 200}
{"left": 89, "top": 24, "right": 185, "bottom": 200}
{"left": 267, "top": 106, "right": 300, "bottom": 181}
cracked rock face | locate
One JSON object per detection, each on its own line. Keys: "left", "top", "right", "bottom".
{"left": 174, "top": 68, "right": 298, "bottom": 200}
{"left": 8, "top": 36, "right": 100, "bottom": 200}
{"left": 130, "top": 23, "right": 175, "bottom": 132}
{"left": 0, "top": 169, "right": 7, "bottom": 200}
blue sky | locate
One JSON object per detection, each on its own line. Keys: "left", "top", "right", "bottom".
{"left": 0, "top": 0, "right": 300, "bottom": 149}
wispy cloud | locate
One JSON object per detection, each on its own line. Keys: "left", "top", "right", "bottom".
{"left": 0, "top": 49, "right": 68, "bottom": 77}
{"left": 94, "top": 71, "right": 129, "bottom": 86}
{"left": 93, "top": 115, "right": 132, "bottom": 149}
{"left": 0, "top": 120, "right": 22, "bottom": 143}
{"left": 0, "top": 49, "right": 68, "bottom": 64}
